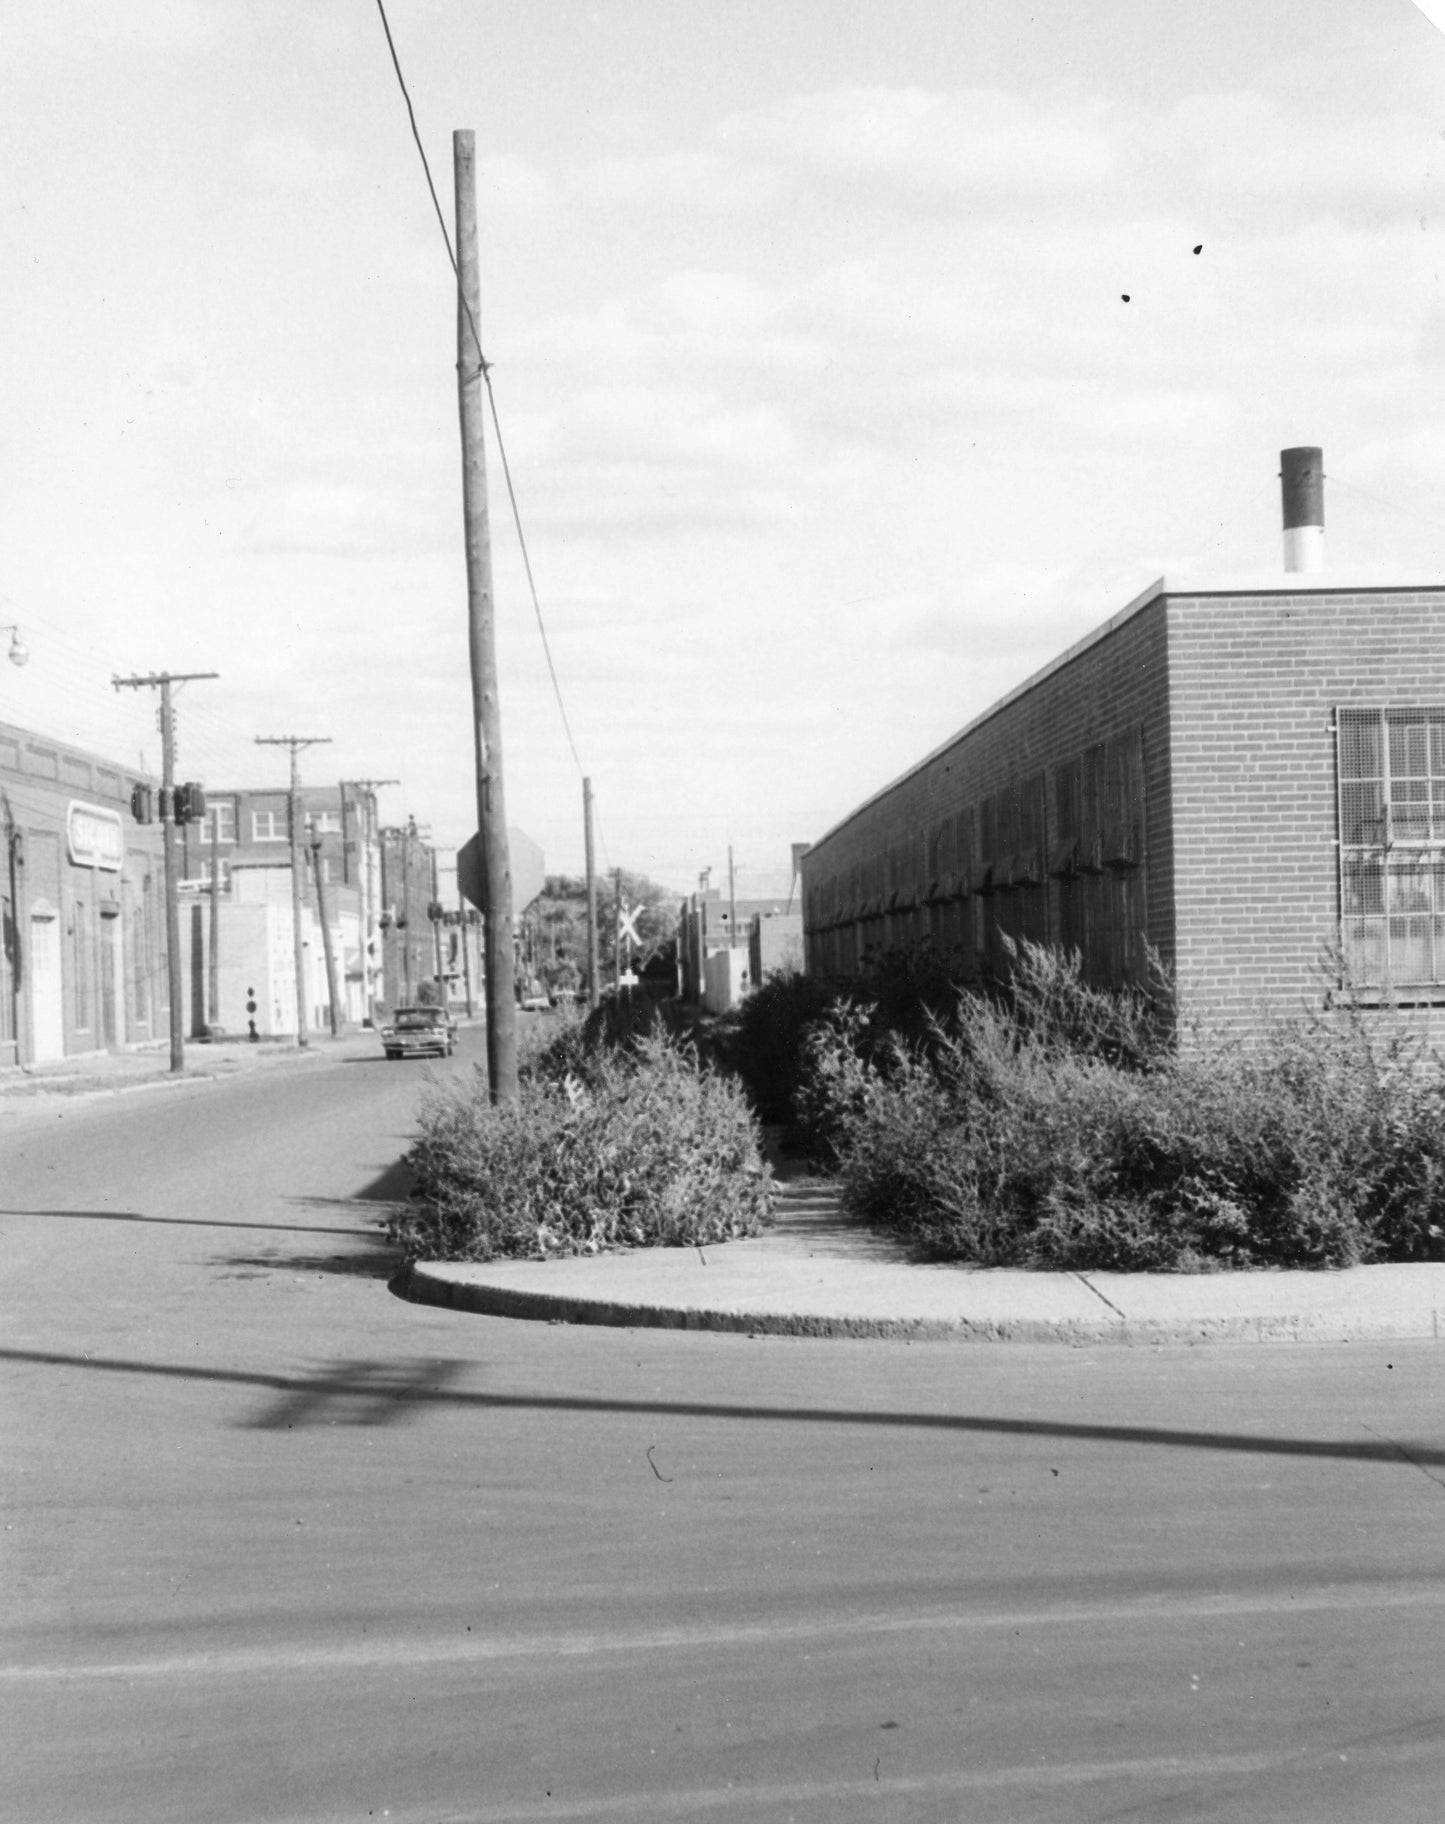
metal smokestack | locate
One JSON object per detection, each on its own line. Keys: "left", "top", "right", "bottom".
{"left": 1280, "top": 446, "right": 1324, "bottom": 573}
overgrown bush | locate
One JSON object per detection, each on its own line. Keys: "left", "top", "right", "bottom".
{"left": 716, "top": 946, "right": 986, "bottom": 1130}
{"left": 713, "top": 972, "right": 838, "bottom": 1124}
{"left": 526, "top": 992, "right": 710, "bottom": 1089}
{"left": 391, "top": 1030, "right": 774, "bottom": 1262}
{"left": 798, "top": 942, "right": 1445, "bottom": 1271}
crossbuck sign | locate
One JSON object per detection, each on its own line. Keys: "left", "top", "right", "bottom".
{"left": 617, "top": 903, "right": 643, "bottom": 947}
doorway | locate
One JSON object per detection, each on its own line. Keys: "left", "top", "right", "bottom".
{"left": 101, "top": 909, "right": 122, "bottom": 1048}
{"left": 29, "top": 911, "right": 64, "bottom": 1061}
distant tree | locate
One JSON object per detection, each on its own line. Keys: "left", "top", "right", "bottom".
{"left": 532, "top": 868, "right": 679, "bottom": 993}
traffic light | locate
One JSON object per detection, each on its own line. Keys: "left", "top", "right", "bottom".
{"left": 173, "top": 782, "right": 207, "bottom": 825}
{"left": 130, "top": 783, "right": 155, "bottom": 824}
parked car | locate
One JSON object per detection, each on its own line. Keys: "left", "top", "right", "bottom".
{"left": 380, "top": 1007, "right": 456, "bottom": 1060}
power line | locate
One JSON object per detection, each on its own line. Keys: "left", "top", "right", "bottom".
{"left": 483, "top": 385, "right": 587, "bottom": 775}
{"left": 371, "top": 0, "right": 483, "bottom": 375}
{"left": 372, "top": 0, "right": 588, "bottom": 780}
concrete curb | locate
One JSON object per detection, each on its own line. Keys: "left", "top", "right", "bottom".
{"left": 0, "top": 1033, "right": 379, "bottom": 1104}
{"left": 400, "top": 1265, "right": 1100, "bottom": 1342}
{"left": 400, "top": 1259, "right": 1445, "bottom": 1346}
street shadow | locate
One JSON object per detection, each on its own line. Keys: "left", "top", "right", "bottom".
{"left": 5, "top": 1166, "right": 418, "bottom": 1282}
{"left": 0, "top": 1209, "right": 363, "bottom": 1237}
{"left": 212, "top": 1242, "right": 400, "bottom": 1282}
{"left": 4, "top": 1344, "right": 1444, "bottom": 1469}
{"left": 243, "top": 1356, "right": 472, "bottom": 1428}
{"left": 207, "top": 1161, "right": 414, "bottom": 1282}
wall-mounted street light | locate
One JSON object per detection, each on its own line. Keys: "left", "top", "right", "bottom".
{"left": 2, "top": 625, "right": 29, "bottom": 668}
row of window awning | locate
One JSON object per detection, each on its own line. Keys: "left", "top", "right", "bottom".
{"left": 808, "top": 832, "right": 1144, "bottom": 929}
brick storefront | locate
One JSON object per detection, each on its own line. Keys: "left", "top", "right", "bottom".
{"left": 1, "top": 719, "right": 166, "bottom": 1065}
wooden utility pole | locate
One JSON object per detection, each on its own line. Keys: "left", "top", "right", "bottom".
{"left": 308, "top": 823, "right": 342, "bottom": 1037}
{"left": 430, "top": 849, "right": 445, "bottom": 1000}
{"left": 112, "top": 669, "right": 218, "bottom": 1073}
{"left": 400, "top": 828, "right": 414, "bottom": 1004}
{"left": 255, "top": 736, "right": 332, "bottom": 1047}
{"left": 207, "top": 814, "right": 221, "bottom": 1031}
{"left": 454, "top": 128, "right": 517, "bottom": 1102}
{"left": 340, "top": 778, "right": 397, "bottom": 1026}
{"left": 583, "top": 777, "right": 599, "bottom": 1009}
{"left": 458, "top": 888, "right": 474, "bottom": 1017}
{"left": 613, "top": 867, "right": 623, "bottom": 992}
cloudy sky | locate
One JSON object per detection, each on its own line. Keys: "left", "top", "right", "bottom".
{"left": 4, "top": 1, "right": 1444, "bottom": 895}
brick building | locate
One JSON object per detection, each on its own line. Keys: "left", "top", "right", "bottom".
{"left": 1, "top": 718, "right": 166, "bottom": 1064}
{"left": 171, "top": 784, "right": 445, "bottom": 1033}
{"left": 378, "top": 819, "right": 446, "bottom": 1012}
{"left": 800, "top": 573, "right": 1445, "bottom": 1039}
{"left": 679, "top": 890, "right": 791, "bottom": 1007}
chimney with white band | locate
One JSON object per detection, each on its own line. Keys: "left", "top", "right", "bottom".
{"left": 1280, "top": 445, "right": 1324, "bottom": 573}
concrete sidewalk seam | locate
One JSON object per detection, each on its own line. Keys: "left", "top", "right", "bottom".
{"left": 1073, "top": 1272, "right": 1127, "bottom": 1317}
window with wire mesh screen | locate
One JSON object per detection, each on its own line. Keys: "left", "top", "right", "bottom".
{"left": 1337, "top": 707, "right": 1445, "bottom": 989}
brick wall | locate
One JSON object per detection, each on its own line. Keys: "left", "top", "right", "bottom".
{"left": 1167, "top": 588, "right": 1445, "bottom": 1036}
{"left": 803, "top": 581, "right": 1445, "bottom": 1042}
{"left": 802, "top": 591, "right": 1174, "bottom": 992}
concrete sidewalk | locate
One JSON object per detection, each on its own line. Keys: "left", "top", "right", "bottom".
{"left": 0, "top": 1028, "right": 383, "bottom": 1103}
{"left": 404, "top": 1173, "right": 1445, "bottom": 1346}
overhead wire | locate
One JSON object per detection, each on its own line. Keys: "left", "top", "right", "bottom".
{"left": 372, "top": 0, "right": 589, "bottom": 781}
{"left": 0, "top": 597, "right": 427, "bottom": 816}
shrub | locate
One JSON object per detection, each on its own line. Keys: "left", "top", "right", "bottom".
{"left": 714, "top": 947, "right": 984, "bottom": 1131}
{"left": 527, "top": 992, "right": 708, "bottom": 1087}
{"left": 391, "top": 1030, "right": 774, "bottom": 1261}
{"left": 800, "top": 941, "right": 1445, "bottom": 1271}
{"left": 714, "top": 972, "right": 838, "bottom": 1124}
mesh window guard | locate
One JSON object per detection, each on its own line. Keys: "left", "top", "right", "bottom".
{"left": 1337, "top": 707, "right": 1445, "bottom": 989}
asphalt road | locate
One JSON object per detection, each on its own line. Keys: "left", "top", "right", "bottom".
{"left": 4, "top": 1026, "right": 1445, "bottom": 1823}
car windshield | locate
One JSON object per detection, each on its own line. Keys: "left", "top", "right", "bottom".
{"left": 394, "top": 1011, "right": 443, "bottom": 1030}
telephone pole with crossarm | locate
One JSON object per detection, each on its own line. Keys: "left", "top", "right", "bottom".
{"left": 112, "top": 669, "right": 218, "bottom": 1073}
{"left": 255, "top": 735, "right": 332, "bottom": 1047}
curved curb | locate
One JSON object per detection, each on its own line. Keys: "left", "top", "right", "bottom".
{"left": 398, "top": 1262, "right": 1445, "bottom": 1346}
{"left": 399, "top": 1264, "right": 1111, "bottom": 1342}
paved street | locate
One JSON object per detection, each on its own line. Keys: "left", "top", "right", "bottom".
{"left": 4, "top": 1027, "right": 1445, "bottom": 1822}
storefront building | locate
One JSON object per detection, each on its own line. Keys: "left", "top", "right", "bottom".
{"left": 1, "top": 719, "right": 166, "bottom": 1066}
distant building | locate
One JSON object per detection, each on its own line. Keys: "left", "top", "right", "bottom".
{"left": 378, "top": 818, "right": 444, "bottom": 1013}
{"left": 679, "top": 889, "right": 800, "bottom": 1011}
{"left": 0, "top": 718, "right": 166, "bottom": 1064}
{"left": 172, "top": 785, "right": 454, "bottom": 1033}
{"left": 750, "top": 909, "right": 804, "bottom": 986}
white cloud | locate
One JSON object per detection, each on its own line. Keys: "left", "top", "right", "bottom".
{"left": 234, "top": 476, "right": 444, "bottom": 558}
{"left": 659, "top": 269, "right": 781, "bottom": 335}
{"left": 1154, "top": 90, "right": 1441, "bottom": 201}
{"left": 10, "top": 0, "right": 226, "bottom": 55}
{"left": 580, "top": 150, "right": 784, "bottom": 214}
{"left": 477, "top": 154, "right": 556, "bottom": 223}
{"left": 242, "top": 133, "right": 348, "bottom": 190}
{"left": 719, "top": 85, "right": 1119, "bottom": 197}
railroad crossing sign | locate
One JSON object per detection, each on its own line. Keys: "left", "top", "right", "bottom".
{"left": 617, "top": 902, "right": 643, "bottom": 948}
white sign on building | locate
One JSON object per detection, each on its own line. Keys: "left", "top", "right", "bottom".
{"left": 66, "top": 801, "right": 124, "bottom": 872}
